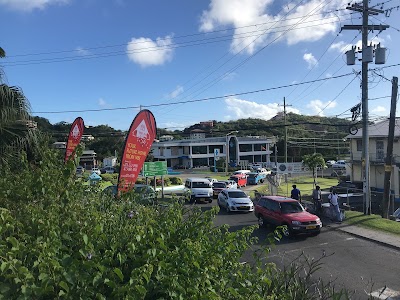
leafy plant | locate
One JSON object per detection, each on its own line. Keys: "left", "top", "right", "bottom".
{"left": 0, "top": 142, "right": 350, "bottom": 299}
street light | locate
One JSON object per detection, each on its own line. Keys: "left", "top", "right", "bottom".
{"left": 225, "top": 131, "right": 239, "bottom": 175}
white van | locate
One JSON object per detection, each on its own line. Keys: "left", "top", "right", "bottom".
{"left": 185, "top": 178, "right": 213, "bottom": 203}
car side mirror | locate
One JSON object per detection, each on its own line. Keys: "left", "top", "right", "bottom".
{"left": 304, "top": 207, "right": 308, "bottom": 212}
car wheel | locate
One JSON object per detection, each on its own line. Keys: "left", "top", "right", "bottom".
{"left": 258, "top": 215, "right": 267, "bottom": 228}
{"left": 208, "top": 198, "right": 212, "bottom": 203}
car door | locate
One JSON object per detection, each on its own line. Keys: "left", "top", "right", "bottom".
{"left": 267, "top": 199, "right": 282, "bottom": 225}
{"left": 219, "top": 191, "right": 227, "bottom": 208}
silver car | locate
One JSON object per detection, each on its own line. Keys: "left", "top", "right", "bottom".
{"left": 217, "top": 189, "right": 254, "bottom": 213}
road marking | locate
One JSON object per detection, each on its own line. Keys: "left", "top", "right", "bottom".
{"left": 319, "top": 242, "right": 328, "bottom": 245}
{"left": 369, "top": 287, "right": 400, "bottom": 299}
{"left": 345, "top": 237, "right": 355, "bottom": 240}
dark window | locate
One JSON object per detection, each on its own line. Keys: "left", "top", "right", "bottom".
{"left": 280, "top": 201, "right": 303, "bottom": 214}
{"left": 227, "top": 191, "right": 247, "bottom": 198}
{"left": 356, "top": 139, "right": 362, "bottom": 152}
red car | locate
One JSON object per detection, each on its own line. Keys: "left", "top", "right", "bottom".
{"left": 212, "top": 181, "right": 228, "bottom": 198}
{"left": 254, "top": 196, "right": 322, "bottom": 236}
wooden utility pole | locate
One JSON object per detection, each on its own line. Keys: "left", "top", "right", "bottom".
{"left": 382, "top": 77, "right": 398, "bottom": 219}
{"left": 279, "top": 97, "right": 292, "bottom": 164}
{"left": 342, "top": 1, "right": 389, "bottom": 215}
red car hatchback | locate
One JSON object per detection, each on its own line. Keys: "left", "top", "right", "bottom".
{"left": 254, "top": 196, "right": 322, "bottom": 235}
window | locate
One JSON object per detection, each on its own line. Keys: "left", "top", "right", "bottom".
{"left": 356, "top": 139, "right": 362, "bottom": 151}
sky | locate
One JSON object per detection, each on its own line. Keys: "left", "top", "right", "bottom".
{"left": 1, "top": 0, "right": 400, "bottom": 131}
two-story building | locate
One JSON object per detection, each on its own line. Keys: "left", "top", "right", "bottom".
{"left": 347, "top": 118, "right": 400, "bottom": 205}
{"left": 151, "top": 134, "right": 276, "bottom": 169}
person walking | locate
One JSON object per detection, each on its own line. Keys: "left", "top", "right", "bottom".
{"left": 328, "top": 187, "right": 341, "bottom": 222}
{"left": 291, "top": 184, "right": 301, "bottom": 203}
{"left": 312, "top": 185, "right": 322, "bottom": 215}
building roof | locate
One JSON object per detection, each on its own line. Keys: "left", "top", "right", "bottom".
{"left": 346, "top": 118, "right": 400, "bottom": 139}
{"left": 152, "top": 136, "right": 276, "bottom": 147}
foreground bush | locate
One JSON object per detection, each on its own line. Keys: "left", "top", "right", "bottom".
{"left": 0, "top": 147, "right": 349, "bottom": 299}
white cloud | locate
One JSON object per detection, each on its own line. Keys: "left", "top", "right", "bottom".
{"left": 303, "top": 53, "right": 318, "bottom": 69}
{"left": 199, "top": 0, "right": 347, "bottom": 54}
{"left": 98, "top": 98, "right": 107, "bottom": 107}
{"left": 329, "top": 41, "right": 353, "bottom": 53}
{"left": 126, "top": 35, "right": 174, "bottom": 67}
{"left": 222, "top": 72, "right": 238, "bottom": 81}
{"left": 166, "top": 86, "right": 184, "bottom": 99}
{"left": 0, "top": 0, "right": 68, "bottom": 11}
{"left": 330, "top": 37, "right": 385, "bottom": 53}
{"left": 224, "top": 96, "right": 300, "bottom": 120}
{"left": 306, "top": 99, "right": 336, "bottom": 116}
{"left": 371, "top": 106, "right": 386, "bottom": 113}
{"left": 75, "top": 47, "right": 91, "bottom": 56}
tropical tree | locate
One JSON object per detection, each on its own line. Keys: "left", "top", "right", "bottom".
{"left": 0, "top": 48, "right": 38, "bottom": 166}
{"left": 302, "top": 153, "right": 326, "bottom": 187}
{"left": 0, "top": 84, "right": 39, "bottom": 165}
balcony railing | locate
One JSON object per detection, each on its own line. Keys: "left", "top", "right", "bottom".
{"left": 351, "top": 152, "right": 400, "bottom": 164}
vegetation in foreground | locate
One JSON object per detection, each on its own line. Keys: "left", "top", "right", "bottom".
{"left": 0, "top": 142, "right": 354, "bottom": 299}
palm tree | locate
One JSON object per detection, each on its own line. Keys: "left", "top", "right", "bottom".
{"left": 0, "top": 48, "right": 38, "bottom": 166}
{"left": 302, "top": 153, "right": 326, "bottom": 188}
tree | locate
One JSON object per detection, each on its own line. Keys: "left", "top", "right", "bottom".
{"left": 302, "top": 153, "right": 326, "bottom": 188}
{"left": 0, "top": 84, "right": 38, "bottom": 166}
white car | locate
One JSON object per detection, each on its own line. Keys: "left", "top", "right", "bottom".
{"left": 332, "top": 160, "right": 346, "bottom": 169}
{"left": 217, "top": 189, "right": 254, "bottom": 213}
{"left": 219, "top": 180, "right": 238, "bottom": 189}
{"left": 91, "top": 167, "right": 101, "bottom": 175}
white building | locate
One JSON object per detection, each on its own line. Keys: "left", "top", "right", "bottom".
{"left": 151, "top": 135, "right": 276, "bottom": 169}
{"left": 103, "top": 156, "right": 117, "bottom": 167}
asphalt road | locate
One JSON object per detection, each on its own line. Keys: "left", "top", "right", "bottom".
{"left": 193, "top": 186, "right": 400, "bottom": 300}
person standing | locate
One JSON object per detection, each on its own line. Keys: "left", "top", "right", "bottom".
{"left": 328, "top": 187, "right": 341, "bottom": 222}
{"left": 291, "top": 184, "right": 301, "bottom": 202}
{"left": 312, "top": 185, "right": 322, "bottom": 215}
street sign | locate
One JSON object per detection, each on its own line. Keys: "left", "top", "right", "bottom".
{"left": 143, "top": 161, "right": 168, "bottom": 176}
{"left": 214, "top": 149, "right": 219, "bottom": 156}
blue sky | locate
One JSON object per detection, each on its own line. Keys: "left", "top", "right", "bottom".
{"left": 1, "top": 0, "right": 400, "bottom": 131}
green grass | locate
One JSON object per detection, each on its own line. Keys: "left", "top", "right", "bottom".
{"left": 343, "top": 211, "right": 400, "bottom": 236}
{"left": 276, "top": 176, "right": 339, "bottom": 197}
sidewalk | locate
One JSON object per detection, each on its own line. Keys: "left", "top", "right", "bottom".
{"left": 303, "top": 200, "right": 400, "bottom": 251}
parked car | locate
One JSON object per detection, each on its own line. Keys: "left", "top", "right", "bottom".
{"left": 254, "top": 195, "right": 322, "bottom": 236}
{"left": 205, "top": 177, "right": 218, "bottom": 185}
{"left": 332, "top": 160, "right": 346, "bottom": 170}
{"left": 229, "top": 174, "right": 247, "bottom": 187}
{"left": 101, "top": 166, "right": 115, "bottom": 174}
{"left": 212, "top": 181, "right": 228, "bottom": 198}
{"left": 246, "top": 172, "right": 266, "bottom": 185}
{"left": 333, "top": 181, "right": 363, "bottom": 194}
{"left": 219, "top": 180, "right": 238, "bottom": 189}
{"left": 184, "top": 178, "right": 213, "bottom": 203}
{"left": 217, "top": 189, "right": 254, "bottom": 213}
{"left": 91, "top": 167, "right": 101, "bottom": 175}
{"left": 102, "top": 184, "right": 157, "bottom": 204}
{"left": 326, "top": 160, "right": 336, "bottom": 167}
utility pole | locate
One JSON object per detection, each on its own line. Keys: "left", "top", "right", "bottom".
{"left": 382, "top": 77, "right": 398, "bottom": 219}
{"left": 342, "top": 0, "right": 389, "bottom": 215}
{"left": 279, "top": 97, "right": 292, "bottom": 164}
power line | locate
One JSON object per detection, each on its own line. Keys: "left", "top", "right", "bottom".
{"left": 3, "top": 16, "right": 356, "bottom": 67}
{"left": 32, "top": 71, "right": 355, "bottom": 114}
{"left": 5, "top": 9, "right": 351, "bottom": 59}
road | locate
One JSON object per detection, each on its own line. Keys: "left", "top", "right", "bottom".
{"left": 192, "top": 185, "right": 400, "bottom": 299}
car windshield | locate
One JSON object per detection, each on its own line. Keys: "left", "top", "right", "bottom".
{"left": 248, "top": 174, "right": 257, "bottom": 178}
{"left": 213, "top": 182, "right": 226, "bottom": 188}
{"left": 280, "top": 202, "right": 304, "bottom": 214}
{"left": 192, "top": 182, "right": 210, "bottom": 188}
{"left": 227, "top": 191, "right": 247, "bottom": 198}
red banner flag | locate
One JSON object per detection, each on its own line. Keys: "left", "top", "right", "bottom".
{"left": 64, "top": 117, "right": 85, "bottom": 163}
{"left": 118, "top": 110, "right": 157, "bottom": 193}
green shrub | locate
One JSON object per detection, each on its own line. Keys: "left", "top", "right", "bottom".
{"left": 0, "top": 145, "right": 350, "bottom": 299}
{"left": 169, "top": 177, "right": 183, "bottom": 185}
{"left": 101, "top": 173, "right": 119, "bottom": 184}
